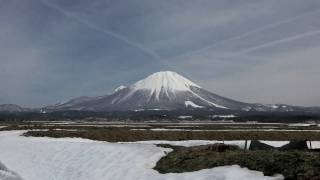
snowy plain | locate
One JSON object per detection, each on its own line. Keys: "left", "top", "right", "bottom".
{"left": 0, "top": 161, "right": 22, "bottom": 180}
{"left": 131, "top": 128, "right": 320, "bottom": 132}
{"left": 0, "top": 131, "right": 284, "bottom": 180}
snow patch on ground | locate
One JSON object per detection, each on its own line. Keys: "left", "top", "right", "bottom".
{"left": 134, "top": 109, "right": 167, "bottom": 112}
{"left": 166, "top": 126, "right": 200, "bottom": 128}
{"left": 134, "top": 140, "right": 250, "bottom": 149}
{"left": 212, "top": 115, "right": 237, "bottom": 118}
{"left": 51, "top": 129, "right": 85, "bottom": 132}
{"left": 178, "top": 116, "right": 193, "bottom": 119}
{"left": 0, "top": 131, "right": 282, "bottom": 180}
{"left": 288, "top": 123, "right": 316, "bottom": 127}
{"left": 36, "top": 124, "right": 151, "bottom": 128}
{"left": 131, "top": 128, "right": 320, "bottom": 132}
{"left": 260, "top": 141, "right": 290, "bottom": 148}
{"left": 307, "top": 141, "right": 320, "bottom": 149}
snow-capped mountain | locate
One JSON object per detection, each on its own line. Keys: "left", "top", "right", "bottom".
{"left": 44, "top": 71, "right": 301, "bottom": 112}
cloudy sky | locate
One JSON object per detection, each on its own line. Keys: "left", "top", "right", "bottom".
{"left": 1, "top": 0, "right": 320, "bottom": 107}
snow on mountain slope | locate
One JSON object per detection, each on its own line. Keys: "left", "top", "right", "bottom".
{"left": 185, "top": 101, "right": 204, "bottom": 108}
{"left": 114, "top": 86, "right": 127, "bottom": 93}
{"left": 132, "top": 71, "right": 200, "bottom": 98}
{"left": 44, "top": 96, "right": 97, "bottom": 111}
{"left": 0, "top": 104, "right": 28, "bottom": 113}
{"left": 0, "top": 131, "right": 282, "bottom": 180}
{"left": 44, "top": 71, "right": 301, "bottom": 112}
{"left": 58, "top": 71, "right": 232, "bottom": 111}
{"left": 114, "top": 71, "right": 203, "bottom": 103}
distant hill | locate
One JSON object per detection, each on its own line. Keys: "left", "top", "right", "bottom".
{"left": 0, "top": 104, "right": 28, "bottom": 113}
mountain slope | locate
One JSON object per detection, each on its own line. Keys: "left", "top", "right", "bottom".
{"left": 44, "top": 71, "right": 302, "bottom": 112}
{"left": 0, "top": 104, "right": 29, "bottom": 113}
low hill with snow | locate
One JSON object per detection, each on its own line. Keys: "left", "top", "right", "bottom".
{"left": 0, "top": 104, "right": 29, "bottom": 113}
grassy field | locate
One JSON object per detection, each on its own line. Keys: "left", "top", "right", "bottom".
{"left": 22, "top": 129, "right": 320, "bottom": 141}
{"left": 2, "top": 121, "right": 320, "bottom": 141}
{"left": 154, "top": 144, "right": 320, "bottom": 180}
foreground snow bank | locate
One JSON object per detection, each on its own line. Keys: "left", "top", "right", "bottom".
{"left": 133, "top": 140, "right": 250, "bottom": 149}
{"left": 0, "top": 161, "right": 22, "bottom": 180}
{"left": 0, "top": 131, "right": 283, "bottom": 180}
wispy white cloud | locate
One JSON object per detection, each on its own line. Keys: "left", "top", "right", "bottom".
{"left": 39, "top": 0, "right": 171, "bottom": 67}
{"left": 238, "top": 30, "right": 320, "bottom": 54}
{"left": 169, "top": 8, "right": 320, "bottom": 60}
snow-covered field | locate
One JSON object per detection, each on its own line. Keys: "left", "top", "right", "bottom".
{"left": 0, "top": 161, "right": 22, "bottom": 180}
{"left": 131, "top": 128, "right": 320, "bottom": 132}
{"left": 0, "top": 131, "right": 283, "bottom": 180}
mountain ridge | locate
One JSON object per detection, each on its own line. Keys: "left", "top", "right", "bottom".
{"left": 0, "top": 104, "right": 30, "bottom": 113}
{"left": 42, "top": 71, "right": 308, "bottom": 112}
{"left": 1, "top": 71, "right": 318, "bottom": 113}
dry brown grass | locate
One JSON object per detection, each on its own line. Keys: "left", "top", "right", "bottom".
{"left": 23, "top": 128, "right": 320, "bottom": 141}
